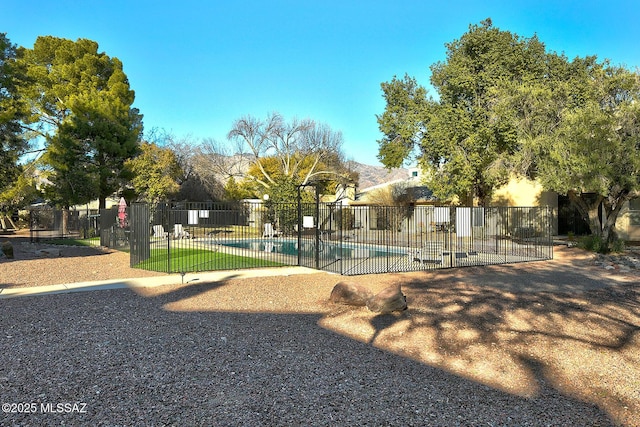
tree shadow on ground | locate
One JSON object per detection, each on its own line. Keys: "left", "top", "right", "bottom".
{"left": 372, "top": 275, "right": 639, "bottom": 424}
{"left": 0, "top": 283, "right": 624, "bottom": 427}
{"left": 133, "top": 252, "right": 640, "bottom": 426}
{"left": 2, "top": 244, "right": 639, "bottom": 425}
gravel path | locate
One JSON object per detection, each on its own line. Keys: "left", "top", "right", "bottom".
{"left": 1, "top": 233, "right": 639, "bottom": 426}
{"left": 0, "top": 236, "right": 165, "bottom": 288}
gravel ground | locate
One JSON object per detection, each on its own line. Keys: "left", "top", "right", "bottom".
{"left": 0, "top": 233, "right": 639, "bottom": 426}
{"left": 0, "top": 235, "right": 165, "bottom": 288}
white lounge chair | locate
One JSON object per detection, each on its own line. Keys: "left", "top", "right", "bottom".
{"left": 152, "top": 225, "right": 169, "bottom": 238}
{"left": 173, "top": 224, "right": 190, "bottom": 239}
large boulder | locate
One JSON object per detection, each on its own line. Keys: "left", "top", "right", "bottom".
{"left": 329, "top": 281, "right": 374, "bottom": 306}
{"left": 366, "top": 284, "right": 408, "bottom": 313}
{"left": 1, "top": 241, "right": 13, "bottom": 259}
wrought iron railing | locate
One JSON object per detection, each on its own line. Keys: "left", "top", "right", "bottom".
{"left": 28, "top": 202, "right": 553, "bottom": 275}
{"left": 127, "top": 202, "right": 553, "bottom": 275}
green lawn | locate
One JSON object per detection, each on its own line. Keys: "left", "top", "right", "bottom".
{"left": 42, "top": 237, "right": 100, "bottom": 246}
{"left": 133, "top": 247, "right": 286, "bottom": 273}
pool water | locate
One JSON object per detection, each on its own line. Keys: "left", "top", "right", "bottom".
{"left": 217, "top": 239, "right": 403, "bottom": 259}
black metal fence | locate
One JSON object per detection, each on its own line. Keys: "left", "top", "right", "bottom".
{"left": 296, "top": 203, "right": 553, "bottom": 275}
{"left": 29, "top": 206, "right": 130, "bottom": 250}
{"left": 30, "top": 207, "right": 100, "bottom": 243}
{"left": 128, "top": 201, "right": 300, "bottom": 272}
{"left": 28, "top": 202, "right": 553, "bottom": 275}
{"left": 127, "top": 201, "right": 553, "bottom": 275}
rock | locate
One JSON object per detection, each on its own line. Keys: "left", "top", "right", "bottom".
{"left": 35, "top": 248, "right": 61, "bottom": 257}
{"left": 1, "top": 241, "right": 13, "bottom": 259}
{"left": 329, "top": 281, "right": 374, "bottom": 306}
{"left": 366, "top": 284, "right": 408, "bottom": 313}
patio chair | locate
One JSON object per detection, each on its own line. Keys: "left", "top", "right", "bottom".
{"left": 173, "top": 223, "right": 190, "bottom": 239}
{"left": 409, "top": 241, "right": 445, "bottom": 265}
{"left": 152, "top": 225, "right": 169, "bottom": 238}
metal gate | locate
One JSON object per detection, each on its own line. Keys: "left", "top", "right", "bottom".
{"left": 129, "top": 203, "right": 151, "bottom": 266}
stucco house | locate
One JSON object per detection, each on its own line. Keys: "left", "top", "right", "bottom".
{"left": 333, "top": 166, "right": 639, "bottom": 241}
{"left": 491, "top": 177, "right": 640, "bottom": 241}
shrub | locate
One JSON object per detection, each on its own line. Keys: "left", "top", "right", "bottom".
{"left": 578, "top": 235, "right": 607, "bottom": 253}
{"left": 577, "top": 235, "right": 626, "bottom": 254}
{"left": 610, "top": 238, "right": 626, "bottom": 253}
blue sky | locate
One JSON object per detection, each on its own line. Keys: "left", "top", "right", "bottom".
{"left": 5, "top": 0, "right": 640, "bottom": 166}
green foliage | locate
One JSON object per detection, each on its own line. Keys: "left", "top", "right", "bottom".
{"left": 44, "top": 124, "right": 99, "bottom": 207}
{"left": 0, "top": 33, "right": 29, "bottom": 198}
{"left": 516, "top": 58, "right": 640, "bottom": 248}
{"left": 0, "top": 170, "right": 40, "bottom": 213}
{"left": 610, "top": 239, "right": 626, "bottom": 253}
{"left": 376, "top": 74, "right": 431, "bottom": 168}
{"left": 18, "top": 36, "right": 142, "bottom": 208}
{"left": 378, "top": 19, "right": 640, "bottom": 250}
{"left": 577, "top": 234, "right": 626, "bottom": 254}
{"left": 261, "top": 175, "right": 314, "bottom": 233}
{"left": 224, "top": 176, "right": 256, "bottom": 200}
{"left": 577, "top": 235, "right": 608, "bottom": 254}
{"left": 378, "top": 20, "right": 547, "bottom": 205}
{"left": 125, "top": 142, "right": 182, "bottom": 203}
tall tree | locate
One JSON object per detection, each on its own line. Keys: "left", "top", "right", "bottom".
{"left": 515, "top": 60, "right": 640, "bottom": 246}
{"left": 19, "top": 36, "right": 142, "bottom": 208}
{"left": 0, "top": 33, "right": 29, "bottom": 202}
{"left": 378, "top": 19, "right": 547, "bottom": 205}
{"left": 376, "top": 74, "right": 431, "bottom": 169}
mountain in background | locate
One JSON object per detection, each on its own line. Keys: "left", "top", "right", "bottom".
{"left": 213, "top": 155, "right": 410, "bottom": 189}
{"left": 348, "top": 161, "right": 410, "bottom": 189}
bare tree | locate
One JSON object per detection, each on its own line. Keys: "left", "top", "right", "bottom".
{"left": 145, "top": 129, "right": 227, "bottom": 201}
{"left": 226, "top": 112, "right": 350, "bottom": 192}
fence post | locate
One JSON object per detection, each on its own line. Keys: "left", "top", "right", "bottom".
{"left": 297, "top": 187, "right": 302, "bottom": 267}
{"left": 167, "top": 205, "right": 171, "bottom": 273}
{"left": 314, "top": 186, "right": 320, "bottom": 270}
{"left": 448, "top": 206, "right": 453, "bottom": 267}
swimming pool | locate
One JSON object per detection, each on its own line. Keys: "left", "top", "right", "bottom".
{"left": 214, "top": 238, "right": 405, "bottom": 259}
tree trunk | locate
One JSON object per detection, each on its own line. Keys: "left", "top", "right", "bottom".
{"left": 568, "top": 191, "right": 603, "bottom": 237}
{"left": 601, "top": 191, "right": 630, "bottom": 244}
{"left": 569, "top": 190, "right": 631, "bottom": 249}
{"left": 62, "top": 208, "right": 69, "bottom": 237}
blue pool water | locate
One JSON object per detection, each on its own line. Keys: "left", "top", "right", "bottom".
{"left": 216, "top": 239, "right": 404, "bottom": 259}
